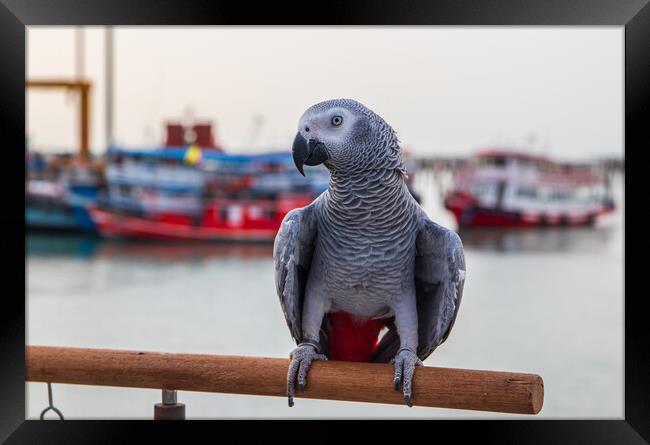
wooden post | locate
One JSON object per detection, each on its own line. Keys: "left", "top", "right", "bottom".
{"left": 79, "top": 82, "right": 90, "bottom": 162}
{"left": 26, "top": 346, "right": 543, "bottom": 415}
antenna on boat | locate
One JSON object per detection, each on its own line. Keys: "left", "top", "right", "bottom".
{"left": 181, "top": 107, "right": 198, "bottom": 145}
{"left": 248, "top": 113, "right": 265, "bottom": 148}
{"left": 525, "top": 132, "right": 538, "bottom": 151}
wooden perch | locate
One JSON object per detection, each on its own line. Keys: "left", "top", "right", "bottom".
{"left": 26, "top": 346, "right": 543, "bottom": 414}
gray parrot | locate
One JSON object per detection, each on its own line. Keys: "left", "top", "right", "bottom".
{"left": 273, "top": 98, "right": 466, "bottom": 407}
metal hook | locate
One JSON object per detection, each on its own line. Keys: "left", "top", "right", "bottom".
{"left": 39, "top": 383, "right": 64, "bottom": 420}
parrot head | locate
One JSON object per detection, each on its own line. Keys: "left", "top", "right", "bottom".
{"left": 292, "top": 98, "right": 406, "bottom": 177}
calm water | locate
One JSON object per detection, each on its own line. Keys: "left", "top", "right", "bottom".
{"left": 26, "top": 172, "right": 624, "bottom": 419}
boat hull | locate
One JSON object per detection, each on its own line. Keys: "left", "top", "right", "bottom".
{"left": 26, "top": 207, "right": 80, "bottom": 231}
{"left": 445, "top": 200, "right": 612, "bottom": 228}
{"left": 26, "top": 205, "right": 96, "bottom": 232}
{"left": 89, "top": 207, "right": 281, "bottom": 242}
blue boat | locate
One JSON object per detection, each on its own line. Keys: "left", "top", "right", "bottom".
{"left": 100, "top": 144, "right": 329, "bottom": 216}
{"left": 26, "top": 173, "right": 101, "bottom": 232}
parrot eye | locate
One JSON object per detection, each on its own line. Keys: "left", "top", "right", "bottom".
{"left": 331, "top": 116, "right": 343, "bottom": 126}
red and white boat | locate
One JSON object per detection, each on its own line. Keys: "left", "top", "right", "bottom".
{"left": 444, "top": 150, "right": 615, "bottom": 228}
{"left": 88, "top": 119, "right": 327, "bottom": 242}
{"left": 89, "top": 195, "right": 313, "bottom": 242}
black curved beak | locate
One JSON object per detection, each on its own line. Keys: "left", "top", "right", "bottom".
{"left": 292, "top": 133, "right": 329, "bottom": 176}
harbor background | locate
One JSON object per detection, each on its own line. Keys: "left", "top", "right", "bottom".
{"left": 26, "top": 27, "right": 623, "bottom": 418}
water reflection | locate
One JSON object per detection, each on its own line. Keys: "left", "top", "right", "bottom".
{"left": 26, "top": 232, "right": 274, "bottom": 261}
{"left": 27, "top": 231, "right": 102, "bottom": 258}
{"left": 458, "top": 224, "right": 620, "bottom": 254}
{"left": 28, "top": 221, "right": 620, "bottom": 260}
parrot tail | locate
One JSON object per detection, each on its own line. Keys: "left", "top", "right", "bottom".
{"left": 326, "top": 312, "right": 388, "bottom": 362}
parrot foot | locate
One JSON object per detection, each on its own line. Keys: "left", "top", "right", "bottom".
{"left": 390, "top": 348, "right": 423, "bottom": 407}
{"left": 287, "top": 342, "right": 328, "bottom": 407}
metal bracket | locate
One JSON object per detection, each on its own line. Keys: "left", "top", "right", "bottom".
{"left": 39, "top": 383, "right": 64, "bottom": 420}
{"left": 154, "top": 389, "right": 185, "bottom": 420}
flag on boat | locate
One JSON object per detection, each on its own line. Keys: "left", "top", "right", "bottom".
{"left": 184, "top": 144, "right": 202, "bottom": 165}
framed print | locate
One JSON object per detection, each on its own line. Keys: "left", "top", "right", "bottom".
{"left": 1, "top": 0, "right": 648, "bottom": 443}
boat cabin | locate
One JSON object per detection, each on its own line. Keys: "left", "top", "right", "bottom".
{"left": 445, "top": 149, "right": 614, "bottom": 227}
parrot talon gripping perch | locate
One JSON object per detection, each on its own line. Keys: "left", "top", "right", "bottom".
{"left": 287, "top": 343, "right": 327, "bottom": 407}
{"left": 392, "top": 348, "right": 422, "bottom": 406}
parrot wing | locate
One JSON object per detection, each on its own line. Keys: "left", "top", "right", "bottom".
{"left": 273, "top": 203, "right": 318, "bottom": 345}
{"left": 371, "top": 215, "right": 465, "bottom": 363}
{"left": 412, "top": 216, "right": 466, "bottom": 360}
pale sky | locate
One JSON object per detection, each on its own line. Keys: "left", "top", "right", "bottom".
{"left": 27, "top": 27, "right": 623, "bottom": 161}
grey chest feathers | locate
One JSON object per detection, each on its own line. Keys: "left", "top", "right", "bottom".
{"left": 307, "top": 186, "right": 420, "bottom": 317}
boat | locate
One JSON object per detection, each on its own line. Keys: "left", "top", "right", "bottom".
{"left": 26, "top": 153, "right": 103, "bottom": 232}
{"left": 26, "top": 179, "right": 80, "bottom": 230}
{"left": 88, "top": 122, "right": 329, "bottom": 242}
{"left": 444, "top": 149, "right": 615, "bottom": 228}
{"left": 89, "top": 194, "right": 314, "bottom": 242}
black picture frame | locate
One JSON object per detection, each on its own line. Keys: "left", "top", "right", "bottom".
{"left": 2, "top": 1, "right": 648, "bottom": 443}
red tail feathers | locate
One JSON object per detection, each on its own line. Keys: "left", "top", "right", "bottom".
{"left": 327, "top": 312, "right": 387, "bottom": 362}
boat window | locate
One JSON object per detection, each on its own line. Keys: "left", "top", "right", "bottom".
{"left": 549, "top": 189, "right": 574, "bottom": 201}
{"left": 478, "top": 156, "right": 507, "bottom": 167}
{"left": 470, "top": 183, "right": 491, "bottom": 197}
{"left": 516, "top": 186, "right": 538, "bottom": 198}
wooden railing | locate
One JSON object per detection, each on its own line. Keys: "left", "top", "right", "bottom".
{"left": 26, "top": 346, "right": 544, "bottom": 415}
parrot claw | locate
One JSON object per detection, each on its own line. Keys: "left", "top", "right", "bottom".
{"left": 286, "top": 343, "right": 327, "bottom": 407}
{"left": 392, "top": 348, "right": 422, "bottom": 407}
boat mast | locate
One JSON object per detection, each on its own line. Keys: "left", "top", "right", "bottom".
{"left": 26, "top": 27, "right": 93, "bottom": 163}
{"left": 105, "top": 27, "right": 114, "bottom": 149}
{"left": 75, "top": 27, "right": 85, "bottom": 80}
